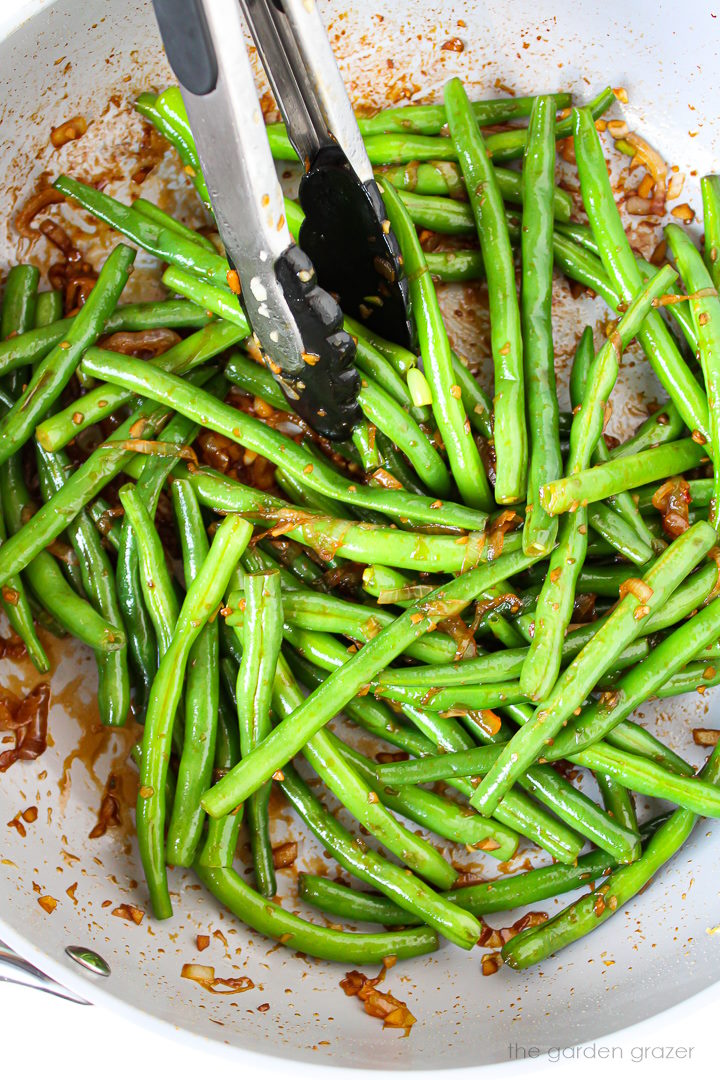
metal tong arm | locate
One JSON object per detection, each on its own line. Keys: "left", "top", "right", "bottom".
{"left": 153, "top": 0, "right": 305, "bottom": 374}
{"left": 240, "top": 0, "right": 372, "bottom": 183}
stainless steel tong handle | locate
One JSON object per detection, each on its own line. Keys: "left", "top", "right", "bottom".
{"left": 0, "top": 941, "right": 88, "bottom": 1004}
{"left": 154, "top": 0, "right": 307, "bottom": 376}
{"left": 240, "top": 0, "right": 372, "bottom": 182}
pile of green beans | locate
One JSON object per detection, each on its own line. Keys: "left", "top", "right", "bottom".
{"left": 3, "top": 76, "right": 720, "bottom": 982}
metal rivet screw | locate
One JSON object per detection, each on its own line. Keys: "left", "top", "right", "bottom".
{"left": 65, "top": 946, "right": 110, "bottom": 977}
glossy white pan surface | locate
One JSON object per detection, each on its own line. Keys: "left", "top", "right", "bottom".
{"left": 1, "top": 0, "right": 720, "bottom": 1070}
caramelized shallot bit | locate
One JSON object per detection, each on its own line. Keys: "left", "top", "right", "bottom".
{"left": 623, "top": 132, "right": 668, "bottom": 213}
{"left": 340, "top": 969, "right": 416, "bottom": 1034}
{"left": 98, "top": 328, "right": 182, "bottom": 358}
{"left": 0, "top": 683, "right": 50, "bottom": 773}
{"left": 89, "top": 773, "right": 122, "bottom": 839}
{"left": 693, "top": 728, "right": 720, "bottom": 747}
{"left": 652, "top": 477, "right": 691, "bottom": 538}
{"left": 618, "top": 578, "right": 654, "bottom": 604}
{"left": 15, "top": 187, "right": 65, "bottom": 237}
{"left": 50, "top": 116, "right": 88, "bottom": 148}
{"left": 572, "top": 592, "right": 597, "bottom": 624}
{"left": 272, "top": 841, "right": 298, "bottom": 869}
{"left": 485, "top": 510, "right": 521, "bottom": 559}
{"left": 478, "top": 910, "right": 548, "bottom": 949}
{"left": 481, "top": 952, "right": 503, "bottom": 976}
{"left": 181, "top": 963, "right": 255, "bottom": 994}
{"left": 112, "top": 903, "right": 145, "bottom": 925}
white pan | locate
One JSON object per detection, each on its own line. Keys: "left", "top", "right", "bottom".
{"left": 1, "top": 0, "right": 720, "bottom": 1071}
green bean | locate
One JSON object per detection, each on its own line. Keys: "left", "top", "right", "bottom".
{"left": 603, "top": 719, "right": 693, "bottom": 776}
{"left": 394, "top": 702, "right": 583, "bottom": 864}
{"left": 299, "top": 874, "right": 424, "bottom": 926}
{"left": 135, "top": 91, "right": 211, "bottom": 208}
{"left": 80, "top": 347, "right": 489, "bottom": 531}
{"left": 37, "top": 321, "right": 243, "bottom": 451}
{"left": 349, "top": 421, "right": 380, "bottom": 472}
{"left": 275, "top": 469, "right": 348, "bottom": 521}
{"left": 203, "top": 545, "right": 541, "bottom": 817}
{"left": 343, "top": 93, "right": 573, "bottom": 138}
{"left": 472, "top": 521, "right": 717, "bottom": 815}
{"left": 115, "top": 385, "right": 214, "bottom": 717}
{"left": 519, "top": 330, "right": 592, "bottom": 702}
{"left": 521, "top": 96, "right": 561, "bottom": 556}
{"left": 425, "top": 249, "right": 484, "bottom": 283}
{"left": 701, "top": 175, "right": 720, "bottom": 289}
{"left": 376, "top": 681, "right": 527, "bottom": 711}
{"left": 197, "top": 861, "right": 437, "bottom": 962}
{"left": 445, "top": 77, "right": 526, "bottom": 504}
{"left": 610, "top": 401, "right": 685, "bottom": 459}
{"left": 164, "top": 481, "right": 219, "bottom": 866}
{"left": 223, "top": 351, "right": 287, "bottom": 410}
{"left": 362, "top": 563, "right": 433, "bottom": 607}
{"left": 0, "top": 245, "right": 135, "bottom": 466}
{"left": 376, "top": 161, "right": 468, "bottom": 198}
{"left": 55, "top": 175, "right": 234, "bottom": 289}
{"left": 358, "top": 377, "right": 452, "bottom": 497}
{"left": 378, "top": 160, "right": 573, "bottom": 221}
{"left": 587, "top": 503, "right": 654, "bottom": 565}
{"left": 595, "top": 774, "right": 638, "bottom": 836}
{"left": 335, "top": 736, "right": 503, "bottom": 852}
{"left": 288, "top": 651, "right": 518, "bottom": 860}
{"left": 0, "top": 497, "right": 49, "bottom": 672}
{"left": 665, "top": 223, "right": 720, "bottom": 525}
{"left": 138, "top": 513, "right": 252, "bottom": 918}
{"left": 549, "top": 594, "right": 720, "bottom": 761}
{"left": 377, "top": 742, "right": 640, "bottom": 864}
{"left": 397, "top": 189, "right": 478, "bottom": 235}
{"left": 378, "top": 647, "right": 527, "bottom": 688}
{"left": 198, "top": 675, "right": 243, "bottom": 869}
{"left": 569, "top": 319, "right": 661, "bottom": 555}
{"left": 399, "top": 705, "right": 588, "bottom": 862}
{"left": 228, "top": 586, "right": 458, "bottom": 665}
{"left": 342, "top": 315, "right": 417, "bottom": 378}
{"left": 118, "top": 484, "right": 179, "bottom": 658}
{"left": 636, "top": 477, "right": 711, "bottom": 512}
{"left": 265, "top": 766, "right": 467, "bottom": 944}
{"left": 285, "top": 646, "right": 520, "bottom": 862}
{"left": 0, "top": 275, "right": 49, "bottom": 672}
{"left": 541, "top": 438, "right": 708, "bottom": 516}
{"left": 0, "top": 298, "right": 211, "bottom": 379}
{"left": 568, "top": 267, "right": 679, "bottom": 482}
{"left": 236, "top": 571, "right": 284, "bottom": 897}
{"left": 37, "top": 446, "right": 130, "bottom": 727}
{"left": 447, "top": 352, "right": 493, "bottom": 439}
{"left": 653, "top": 661, "right": 720, "bottom": 697}
{"left": 573, "top": 107, "right": 710, "bottom": 444}
{"left": 0, "top": 456, "right": 125, "bottom": 653}
{"left": 34, "top": 290, "right": 63, "bottom": 328}
{"left": 266, "top": 657, "right": 478, "bottom": 940}
{"left": 502, "top": 740, "right": 720, "bottom": 969}
{"left": 377, "top": 179, "right": 492, "bottom": 510}
{"left": 264, "top": 87, "right": 614, "bottom": 166}
{"left": 132, "top": 197, "right": 216, "bottom": 252}
{"left": 299, "top": 827, "right": 653, "bottom": 923}
{"left": 1, "top": 265, "right": 39, "bottom": 346}
{"left": 302, "top": 723, "right": 458, "bottom": 891}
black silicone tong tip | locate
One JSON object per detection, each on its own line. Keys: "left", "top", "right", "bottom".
{"left": 298, "top": 147, "right": 413, "bottom": 350}
{"left": 273, "top": 245, "right": 362, "bottom": 441}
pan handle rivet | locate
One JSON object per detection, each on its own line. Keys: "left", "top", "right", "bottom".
{"left": 65, "top": 946, "right": 110, "bottom": 977}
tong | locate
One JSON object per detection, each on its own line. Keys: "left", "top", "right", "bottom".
{"left": 152, "top": 0, "right": 411, "bottom": 440}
